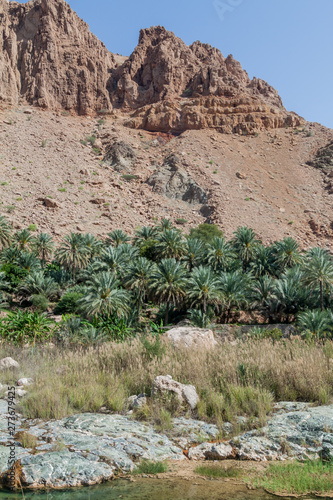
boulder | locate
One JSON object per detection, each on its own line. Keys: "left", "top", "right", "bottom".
{"left": 103, "top": 141, "right": 136, "bottom": 172}
{"left": 5, "top": 388, "right": 27, "bottom": 398}
{"left": 188, "top": 442, "right": 234, "bottom": 460}
{"left": 205, "top": 443, "right": 235, "bottom": 460}
{"left": 128, "top": 394, "right": 147, "bottom": 410}
{"left": 147, "top": 154, "right": 207, "bottom": 204}
{"left": 165, "top": 326, "right": 217, "bottom": 349}
{"left": 152, "top": 375, "right": 199, "bottom": 410}
{"left": 17, "top": 378, "right": 34, "bottom": 387}
{"left": 188, "top": 442, "right": 213, "bottom": 460}
{"left": 0, "top": 357, "right": 19, "bottom": 370}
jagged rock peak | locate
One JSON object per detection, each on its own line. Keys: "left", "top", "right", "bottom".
{"left": 112, "top": 25, "right": 284, "bottom": 112}
{"left": 0, "top": 0, "right": 115, "bottom": 113}
{"left": 0, "top": 2, "right": 303, "bottom": 133}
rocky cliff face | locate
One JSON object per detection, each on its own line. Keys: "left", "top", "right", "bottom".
{"left": 0, "top": 0, "right": 115, "bottom": 114}
{"left": 0, "top": 0, "right": 303, "bottom": 133}
{"left": 115, "top": 26, "right": 302, "bottom": 134}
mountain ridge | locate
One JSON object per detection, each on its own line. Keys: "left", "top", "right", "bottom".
{"left": 1, "top": 0, "right": 303, "bottom": 135}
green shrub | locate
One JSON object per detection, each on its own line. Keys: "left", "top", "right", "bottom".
{"left": 0, "top": 310, "right": 54, "bottom": 344}
{"left": 54, "top": 291, "right": 83, "bottom": 315}
{"left": 27, "top": 224, "right": 37, "bottom": 232}
{"left": 31, "top": 294, "right": 49, "bottom": 313}
{"left": 189, "top": 223, "right": 223, "bottom": 243}
{"left": 121, "top": 174, "right": 138, "bottom": 182}
{"left": 252, "top": 460, "right": 333, "bottom": 495}
{"left": 132, "top": 460, "right": 168, "bottom": 475}
{"left": 85, "top": 135, "right": 96, "bottom": 146}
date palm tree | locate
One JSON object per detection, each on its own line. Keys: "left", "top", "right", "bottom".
{"left": 274, "top": 268, "right": 309, "bottom": 322}
{"left": 249, "top": 275, "right": 276, "bottom": 320}
{"left": 155, "top": 229, "right": 185, "bottom": 260}
{"left": 187, "top": 266, "right": 220, "bottom": 314}
{"left": 150, "top": 258, "right": 188, "bottom": 324}
{"left": 78, "top": 272, "right": 130, "bottom": 318}
{"left": 250, "top": 245, "right": 276, "bottom": 278}
{"left": 206, "top": 237, "right": 235, "bottom": 272}
{"left": 14, "top": 229, "right": 33, "bottom": 251}
{"left": 101, "top": 246, "right": 128, "bottom": 277}
{"left": 297, "top": 309, "right": 332, "bottom": 338}
{"left": 31, "top": 233, "right": 54, "bottom": 267}
{"left": 218, "top": 271, "right": 250, "bottom": 323}
{"left": 124, "top": 257, "right": 155, "bottom": 317}
{"left": 133, "top": 226, "right": 158, "bottom": 247}
{"left": 301, "top": 251, "right": 333, "bottom": 311}
{"left": 78, "top": 260, "right": 108, "bottom": 283}
{"left": 81, "top": 233, "right": 103, "bottom": 259}
{"left": 182, "top": 238, "right": 206, "bottom": 271}
{"left": 19, "top": 271, "right": 59, "bottom": 300}
{"left": 232, "top": 227, "right": 260, "bottom": 270}
{"left": 56, "top": 233, "right": 90, "bottom": 281}
{"left": 157, "top": 218, "right": 173, "bottom": 232}
{"left": 17, "top": 251, "right": 41, "bottom": 273}
{"left": 272, "top": 237, "right": 303, "bottom": 274}
{"left": 0, "top": 215, "right": 12, "bottom": 249}
{"left": 106, "top": 229, "right": 130, "bottom": 247}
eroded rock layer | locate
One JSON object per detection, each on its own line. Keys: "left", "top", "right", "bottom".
{"left": 1, "top": 1, "right": 303, "bottom": 133}
{"left": 0, "top": 0, "right": 115, "bottom": 114}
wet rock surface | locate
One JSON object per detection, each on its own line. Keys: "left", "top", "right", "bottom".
{"left": 0, "top": 400, "right": 331, "bottom": 488}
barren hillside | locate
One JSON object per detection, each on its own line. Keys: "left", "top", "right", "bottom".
{"left": 0, "top": 0, "right": 332, "bottom": 248}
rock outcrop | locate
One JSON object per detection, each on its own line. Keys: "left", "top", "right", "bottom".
{"left": 0, "top": 357, "right": 19, "bottom": 370}
{"left": 0, "top": 0, "right": 115, "bottom": 114}
{"left": 103, "top": 140, "right": 137, "bottom": 172}
{"left": 147, "top": 154, "right": 207, "bottom": 204}
{"left": 152, "top": 375, "right": 200, "bottom": 410}
{"left": 117, "top": 26, "right": 303, "bottom": 134}
{"left": 1, "top": 2, "right": 303, "bottom": 133}
{"left": 165, "top": 326, "right": 217, "bottom": 349}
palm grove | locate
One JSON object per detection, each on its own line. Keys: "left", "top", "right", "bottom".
{"left": 0, "top": 213, "right": 333, "bottom": 344}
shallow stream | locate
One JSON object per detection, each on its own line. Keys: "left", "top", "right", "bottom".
{"left": 0, "top": 479, "right": 324, "bottom": 500}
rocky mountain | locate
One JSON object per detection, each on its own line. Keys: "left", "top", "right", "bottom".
{"left": 1, "top": 0, "right": 302, "bottom": 135}
{"left": 0, "top": 0, "right": 115, "bottom": 114}
{"left": 0, "top": 0, "right": 332, "bottom": 249}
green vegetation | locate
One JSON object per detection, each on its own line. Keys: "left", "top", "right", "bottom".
{"left": 175, "top": 218, "right": 187, "bottom": 225}
{"left": 1, "top": 338, "right": 331, "bottom": 423}
{"left": 189, "top": 223, "right": 223, "bottom": 243}
{"left": 121, "top": 174, "right": 138, "bottom": 182}
{"left": 252, "top": 460, "right": 333, "bottom": 495}
{"left": 195, "top": 465, "right": 241, "bottom": 479}
{"left": 132, "top": 460, "right": 168, "bottom": 475}
{"left": 0, "top": 218, "right": 331, "bottom": 342}
{"left": 85, "top": 135, "right": 96, "bottom": 146}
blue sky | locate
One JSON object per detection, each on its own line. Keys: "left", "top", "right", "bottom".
{"left": 14, "top": 0, "right": 333, "bottom": 129}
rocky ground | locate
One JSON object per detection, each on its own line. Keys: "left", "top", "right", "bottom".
{"left": 0, "top": 392, "right": 331, "bottom": 489}
{"left": 1, "top": 107, "right": 333, "bottom": 250}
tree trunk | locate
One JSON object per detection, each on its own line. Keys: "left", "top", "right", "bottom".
{"left": 320, "top": 281, "right": 323, "bottom": 311}
{"left": 165, "top": 302, "right": 169, "bottom": 325}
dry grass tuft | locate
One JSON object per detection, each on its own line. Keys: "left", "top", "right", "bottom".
{"left": 0, "top": 339, "right": 331, "bottom": 427}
